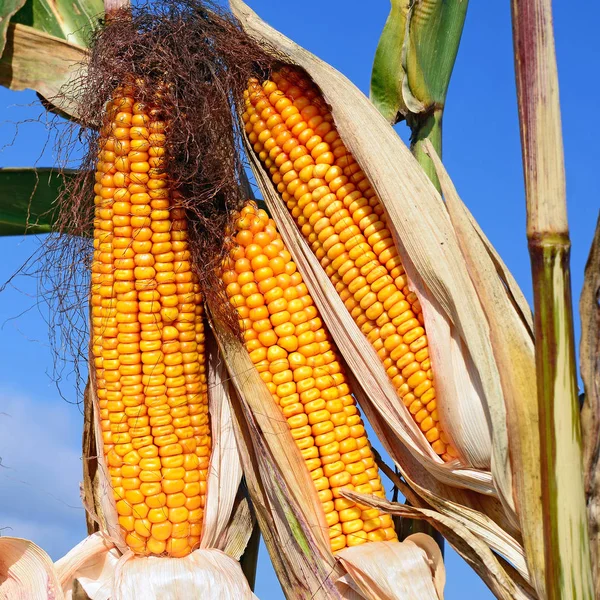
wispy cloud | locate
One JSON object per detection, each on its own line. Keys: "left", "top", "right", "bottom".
{"left": 0, "top": 392, "right": 87, "bottom": 559}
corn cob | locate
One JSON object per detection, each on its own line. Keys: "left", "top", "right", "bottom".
{"left": 91, "top": 85, "right": 210, "bottom": 557}
{"left": 242, "top": 72, "right": 457, "bottom": 462}
{"left": 221, "top": 201, "right": 397, "bottom": 552}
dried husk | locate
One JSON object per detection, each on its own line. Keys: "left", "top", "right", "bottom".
{"left": 209, "top": 308, "right": 446, "bottom": 600}
{"left": 229, "top": 0, "right": 515, "bottom": 518}
{"left": 0, "top": 538, "right": 64, "bottom": 600}
{"left": 336, "top": 536, "right": 444, "bottom": 600}
{"left": 53, "top": 341, "right": 255, "bottom": 599}
{"left": 350, "top": 377, "right": 528, "bottom": 582}
{"left": 340, "top": 492, "right": 537, "bottom": 600}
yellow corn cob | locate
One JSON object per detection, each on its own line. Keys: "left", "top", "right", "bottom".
{"left": 91, "top": 85, "right": 210, "bottom": 557}
{"left": 242, "top": 71, "right": 457, "bottom": 462}
{"left": 221, "top": 201, "right": 397, "bottom": 553}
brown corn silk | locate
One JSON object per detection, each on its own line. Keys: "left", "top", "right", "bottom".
{"left": 221, "top": 200, "right": 397, "bottom": 552}
{"left": 242, "top": 69, "right": 458, "bottom": 462}
{"left": 91, "top": 84, "right": 210, "bottom": 557}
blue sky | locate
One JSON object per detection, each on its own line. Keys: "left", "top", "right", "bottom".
{"left": 0, "top": 1, "right": 598, "bottom": 598}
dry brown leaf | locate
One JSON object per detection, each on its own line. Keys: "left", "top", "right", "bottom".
{"left": 580, "top": 213, "right": 600, "bottom": 596}
{"left": 0, "top": 23, "right": 86, "bottom": 118}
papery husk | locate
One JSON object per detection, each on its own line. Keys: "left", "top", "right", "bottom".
{"left": 341, "top": 492, "right": 537, "bottom": 600}
{"left": 350, "top": 375, "right": 528, "bottom": 582}
{"left": 336, "top": 536, "right": 444, "bottom": 600}
{"left": 112, "top": 549, "right": 257, "bottom": 599}
{"left": 425, "top": 142, "right": 543, "bottom": 591}
{"left": 209, "top": 310, "right": 448, "bottom": 600}
{"left": 229, "top": 0, "right": 516, "bottom": 519}
{"left": 0, "top": 538, "right": 64, "bottom": 600}
{"left": 54, "top": 340, "right": 254, "bottom": 599}
{"left": 208, "top": 310, "right": 344, "bottom": 599}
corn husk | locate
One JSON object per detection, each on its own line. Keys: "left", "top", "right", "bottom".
{"left": 209, "top": 308, "right": 446, "bottom": 600}
{"left": 50, "top": 339, "right": 256, "bottom": 599}
{"left": 0, "top": 538, "right": 63, "bottom": 600}
{"left": 229, "top": 0, "right": 512, "bottom": 499}
{"left": 340, "top": 491, "right": 536, "bottom": 600}
{"left": 229, "top": 0, "right": 544, "bottom": 591}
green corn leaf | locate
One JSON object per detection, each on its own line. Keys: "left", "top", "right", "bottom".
{"left": 370, "top": 0, "right": 469, "bottom": 125}
{"left": 0, "top": 0, "right": 27, "bottom": 56}
{"left": 0, "top": 167, "right": 76, "bottom": 236}
{"left": 10, "top": 0, "right": 103, "bottom": 48}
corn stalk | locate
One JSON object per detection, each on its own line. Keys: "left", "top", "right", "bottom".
{"left": 511, "top": 0, "right": 594, "bottom": 597}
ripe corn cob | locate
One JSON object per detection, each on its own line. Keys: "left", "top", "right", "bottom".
{"left": 91, "top": 85, "right": 210, "bottom": 557}
{"left": 242, "top": 71, "right": 457, "bottom": 462}
{"left": 221, "top": 201, "right": 397, "bottom": 553}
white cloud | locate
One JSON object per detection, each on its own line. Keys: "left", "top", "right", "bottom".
{"left": 0, "top": 392, "right": 88, "bottom": 559}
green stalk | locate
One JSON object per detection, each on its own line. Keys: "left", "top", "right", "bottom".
{"left": 512, "top": 0, "right": 594, "bottom": 596}
{"left": 410, "top": 108, "right": 443, "bottom": 192}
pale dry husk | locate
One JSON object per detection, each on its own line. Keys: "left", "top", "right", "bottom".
{"left": 209, "top": 310, "right": 446, "bottom": 600}
{"left": 229, "top": 0, "right": 538, "bottom": 594}
{"left": 49, "top": 337, "right": 255, "bottom": 599}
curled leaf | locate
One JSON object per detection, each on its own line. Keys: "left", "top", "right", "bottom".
{"left": 0, "top": 23, "right": 86, "bottom": 118}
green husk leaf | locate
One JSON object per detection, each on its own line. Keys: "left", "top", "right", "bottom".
{"left": 10, "top": 0, "right": 103, "bottom": 47}
{"left": 0, "top": 23, "right": 86, "bottom": 118}
{"left": 580, "top": 213, "right": 600, "bottom": 596}
{"left": 0, "top": 0, "right": 26, "bottom": 56}
{"left": 370, "top": 0, "right": 468, "bottom": 125}
{"left": 0, "top": 168, "right": 76, "bottom": 236}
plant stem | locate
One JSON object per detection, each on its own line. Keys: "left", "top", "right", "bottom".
{"left": 410, "top": 108, "right": 443, "bottom": 193}
{"left": 512, "top": 0, "right": 594, "bottom": 595}
{"left": 528, "top": 235, "right": 593, "bottom": 598}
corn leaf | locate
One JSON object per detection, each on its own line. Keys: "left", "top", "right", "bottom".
{"left": 0, "top": 167, "right": 76, "bottom": 236}
{"left": 580, "top": 213, "right": 600, "bottom": 596}
{"left": 370, "top": 0, "right": 469, "bottom": 125}
{"left": 0, "top": 0, "right": 27, "bottom": 56}
{"left": 512, "top": 0, "right": 593, "bottom": 595}
{"left": 230, "top": 0, "right": 516, "bottom": 518}
{"left": 10, "top": 0, "right": 103, "bottom": 47}
{"left": 0, "top": 23, "right": 86, "bottom": 118}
